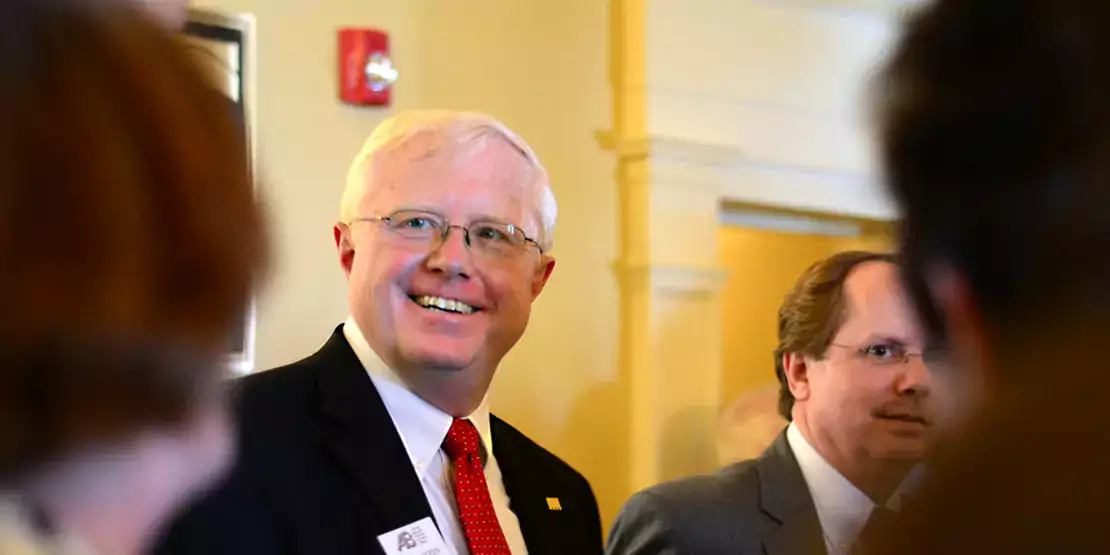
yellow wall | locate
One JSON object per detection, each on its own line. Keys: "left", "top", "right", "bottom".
{"left": 192, "top": 0, "right": 623, "bottom": 527}
{"left": 718, "top": 218, "right": 895, "bottom": 407}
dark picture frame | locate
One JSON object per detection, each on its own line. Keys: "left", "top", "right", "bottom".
{"left": 183, "top": 8, "right": 258, "bottom": 375}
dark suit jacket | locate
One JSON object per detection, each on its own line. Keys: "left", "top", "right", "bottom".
{"left": 154, "top": 326, "right": 603, "bottom": 555}
{"left": 605, "top": 431, "right": 825, "bottom": 555}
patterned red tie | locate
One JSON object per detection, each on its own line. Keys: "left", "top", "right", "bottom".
{"left": 443, "top": 418, "right": 512, "bottom": 555}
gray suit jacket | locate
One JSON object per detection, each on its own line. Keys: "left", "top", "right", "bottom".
{"left": 606, "top": 430, "right": 826, "bottom": 555}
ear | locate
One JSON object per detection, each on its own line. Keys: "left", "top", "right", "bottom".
{"left": 335, "top": 223, "right": 356, "bottom": 278}
{"left": 782, "top": 352, "right": 812, "bottom": 403}
{"left": 531, "top": 255, "right": 556, "bottom": 299}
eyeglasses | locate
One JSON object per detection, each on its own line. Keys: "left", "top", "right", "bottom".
{"left": 829, "top": 342, "right": 924, "bottom": 366}
{"left": 351, "top": 209, "right": 543, "bottom": 259}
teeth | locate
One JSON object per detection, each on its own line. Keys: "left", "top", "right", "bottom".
{"left": 415, "top": 295, "right": 475, "bottom": 314}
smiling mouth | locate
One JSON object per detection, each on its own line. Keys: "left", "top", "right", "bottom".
{"left": 410, "top": 295, "right": 478, "bottom": 315}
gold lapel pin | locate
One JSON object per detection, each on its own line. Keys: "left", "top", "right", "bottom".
{"left": 546, "top": 497, "right": 563, "bottom": 511}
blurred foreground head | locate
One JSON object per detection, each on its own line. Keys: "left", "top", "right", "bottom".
{"left": 873, "top": 0, "right": 1110, "bottom": 553}
{"left": 877, "top": 0, "right": 1110, "bottom": 418}
{"left": 0, "top": 0, "right": 266, "bottom": 550}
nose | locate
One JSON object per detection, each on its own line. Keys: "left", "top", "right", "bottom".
{"left": 897, "top": 355, "right": 932, "bottom": 398}
{"left": 425, "top": 226, "right": 474, "bottom": 279}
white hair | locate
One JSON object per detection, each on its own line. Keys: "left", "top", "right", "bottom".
{"left": 340, "top": 110, "right": 558, "bottom": 252}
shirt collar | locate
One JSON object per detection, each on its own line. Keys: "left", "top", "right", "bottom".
{"left": 342, "top": 318, "right": 493, "bottom": 475}
{"left": 786, "top": 422, "right": 919, "bottom": 551}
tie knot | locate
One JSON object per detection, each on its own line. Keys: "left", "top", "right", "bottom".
{"left": 443, "top": 418, "right": 482, "bottom": 461}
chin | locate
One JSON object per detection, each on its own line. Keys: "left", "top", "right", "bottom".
{"left": 390, "top": 292, "right": 494, "bottom": 370}
{"left": 878, "top": 439, "right": 929, "bottom": 462}
{"left": 398, "top": 336, "right": 484, "bottom": 371}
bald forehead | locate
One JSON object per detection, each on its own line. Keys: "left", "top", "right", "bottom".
{"left": 358, "top": 133, "right": 541, "bottom": 234}
{"left": 844, "top": 261, "right": 900, "bottom": 299}
{"left": 376, "top": 131, "right": 527, "bottom": 170}
{"left": 365, "top": 134, "right": 534, "bottom": 197}
{"left": 839, "top": 261, "right": 922, "bottom": 343}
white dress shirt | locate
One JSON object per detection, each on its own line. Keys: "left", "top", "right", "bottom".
{"left": 786, "top": 422, "right": 921, "bottom": 555}
{"left": 343, "top": 318, "right": 529, "bottom": 555}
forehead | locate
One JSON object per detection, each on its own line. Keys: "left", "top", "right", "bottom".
{"left": 836, "top": 261, "right": 923, "bottom": 345}
{"left": 363, "top": 134, "right": 535, "bottom": 214}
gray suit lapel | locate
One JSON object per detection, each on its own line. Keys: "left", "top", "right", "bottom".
{"left": 758, "top": 431, "right": 827, "bottom": 555}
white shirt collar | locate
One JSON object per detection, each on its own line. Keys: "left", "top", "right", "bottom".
{"left": 342, "top": 318, "right": 493, "bottom": 475}
{"left": 786, "top": 422, "right": 920, "bottom": 554}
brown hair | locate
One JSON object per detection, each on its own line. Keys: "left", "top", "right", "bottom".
{"left": 773, "top": 251, "right": 897, "bottom": 420}
{"left": 0, "top": 1, "right": 268, "bottom": 479}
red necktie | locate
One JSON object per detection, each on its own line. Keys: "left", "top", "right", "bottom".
{"left": 443, "top": 418, "right": 512, "bottom": 555}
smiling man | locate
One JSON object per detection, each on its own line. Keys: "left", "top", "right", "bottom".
{"left": 154, "top": 111, "right": 603, "bottom": 555}
{"left": 606, "top": 251, "right": 934, "bottom": 555}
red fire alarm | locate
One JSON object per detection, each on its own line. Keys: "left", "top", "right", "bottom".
{"left": 338, "top": 28, "right": 397, "bottom": 106}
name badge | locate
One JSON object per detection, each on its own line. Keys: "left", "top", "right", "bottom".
{"left": 377, "top": 517, "right": 450, "bottom": 555}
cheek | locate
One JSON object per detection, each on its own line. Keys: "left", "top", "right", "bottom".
{"left": 855, "top": 378, "right": 892, "bottom": 411}
{"left": 828, "top": 368, "right": 880, "bottom": 416}
{"left": 483, "top": 266, "right": 539, "bottom": 316}
{"left": 351, "top": 248, "right": 417, "bottom": 296}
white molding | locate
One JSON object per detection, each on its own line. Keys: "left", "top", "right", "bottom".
{"left": 596, "top": 132, "right": 897, "bottom": 220}
{"left": 720, "top": 159, "right": 895, "bottom": 220}
{"left": 757, "top": 0, "right": 923, "bottom": 18}
{"left": 611, "top": 260, "right": 729, "bottom": 296}
{"left": 644, "top": 88, "right": 875, "bottom": 175}
{"left": 596, "top": 131, "right": 744, "bottom": 166}
{"left": 720, "top": 208, "right": 863, "bottom": 236}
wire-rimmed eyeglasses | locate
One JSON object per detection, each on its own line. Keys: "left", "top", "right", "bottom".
{"left": 351, "top": 209, "right": 543, "bottom": 259}
{"left": 829, "top": 342, "right": 925, "bottom": 366}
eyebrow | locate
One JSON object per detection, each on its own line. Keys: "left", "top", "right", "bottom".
{"left": 388, "top": 207, "right": 522, "bottom": 228}
{"left": 389, "top": 205, "right": 444, "bottom": 215}
{"left": 860, "top": 335, "right": 913, "bottom": 347}
{"left": 468, "top": 215, "right": 519, "bottom": 227}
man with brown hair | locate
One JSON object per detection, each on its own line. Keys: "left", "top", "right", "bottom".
{"left": 606, "top": 251, "right": 934, "bottom": 555}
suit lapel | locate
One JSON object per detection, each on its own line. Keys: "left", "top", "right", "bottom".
{"left": 759, "top": 431, "right": 828, "bottom": 555}
{"left": 492, "top": 417, "right": 554, "bottom": 555}
{"left": 313, "top": 327, "right": 436, "bottom": 539}
{"left": 492, "top": 418, "right": 536, "bottom": 551}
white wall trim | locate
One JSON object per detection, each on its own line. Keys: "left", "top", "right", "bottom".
{"left": 756, "top": 0, "right": 923, "bottom": 18}
{"left": 597, "top": 132, "right": 897, "bottom": 220}
{"left": 719, "top": 208, "right": 863, "bottom": 236}
{"left": 721, "top": 159, "right": 896, "bottom": 220}
{"left": 611, "top": 260, "right": 729, "bottom": 296}
{"left": 597, "top": 131, "right": 745, "bottom": 166}
{"left": 643, "top": 86, "right": 857, "bottom": 122}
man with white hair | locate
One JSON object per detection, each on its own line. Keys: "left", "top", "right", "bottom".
{"left": 154, "top": 110, "right": 603, "bottom": 555}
